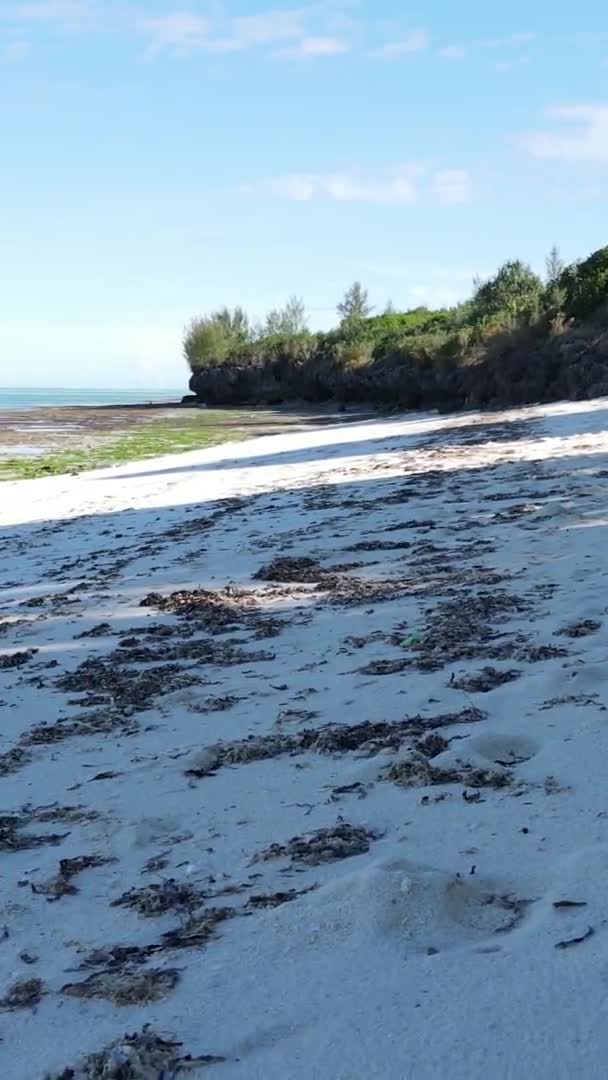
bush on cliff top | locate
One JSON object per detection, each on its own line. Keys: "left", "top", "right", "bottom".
{"left": 184, "top": 246, "right": 608, "bottom": 411}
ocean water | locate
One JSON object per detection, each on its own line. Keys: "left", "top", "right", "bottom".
{"left": 0, "top": 387, "right": 185, "bottom": 409}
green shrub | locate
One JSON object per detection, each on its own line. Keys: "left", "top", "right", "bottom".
{"left": 335, "top": 339, "right": 374, "bottom": 369}
{"left": 184, "top": 318, "right": 233, "bottom": 369}
{"left": 560, "top": 247, "right": 608, "bottom": 319}
{"left": 472, "top": 260, "right": 543, "bottom": 322}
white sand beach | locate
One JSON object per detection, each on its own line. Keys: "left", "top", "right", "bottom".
{"left": 2, "top": 398, "right": 608, "bottom": 1078}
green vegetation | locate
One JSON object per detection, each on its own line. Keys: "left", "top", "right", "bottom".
{"left": 185, "top": 245, "right": 608, "bottom": 411}
{"left": 0, "top": 414, "right": 248, "bottom": 482}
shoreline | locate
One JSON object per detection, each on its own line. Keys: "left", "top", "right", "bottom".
{"left": 0, "top": 402, "right": 371, "bottom": 481}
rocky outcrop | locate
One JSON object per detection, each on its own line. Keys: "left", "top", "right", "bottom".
{"left": 188, "top": 319, "right": 608, "bottom": 412}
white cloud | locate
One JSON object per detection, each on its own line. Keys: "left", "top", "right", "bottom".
{"left": 138, "top": 6, "right": 353, "bottom": 58}
{"left": 280, "top": 35, "right": 350, "bottom": 58}
{"left": 432, "top": 169, "right": 473, "bottom": 205}
{"left": 269, "top": 174, "right": 319, "bottom": 201}
{"left": 520, "top": 104, "right": 608, "bottom": 161}
{"left": 494, "top": 55, "right": 530, "bottom": 73}
{"left": 480, "top": 32, "right": 537, "bottom": 49}
{"left": 262, "top": 165, "right": 472, "bottom": 205}
{"left": 374, "top": 29, "right": 429, "bottom": 59}
{"left": 269, "top": 168, "right": 420, "bottom": 204}
{"left": 231, "top": 9, "right": 306, "bottom": 48}
{"left": 140, "top": 13, "right": 211, "bottom": 57}
{"left": 439, "top": 45, "right": 467, "bottom": 60}
{"left": 4, "top": 38, "right": 31, "bottom": 60}
{"left": 16, "top": 0, "right": 93, "bottom": 20}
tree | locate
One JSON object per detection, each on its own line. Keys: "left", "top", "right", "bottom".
{"left": 337, "top": 281, "right": 373, "bottom": 322}
{"left": 543, "top": 245, "right": 567, "bottom": 314}
{"left": 183, "top": 306, "right": 252, "bottom": 369}
{"left": 472, "top": 260, "right": 543, "bottom": 321}
{"left": 214, "top": 306, "right": 250, "bottom": 342}
{"left": 264, "top": 295, "right": 308, "bottom": 337}
{"left": 559, "top": 246, "right": 608, "bottom": 319}
{"left": 383, "top": 299, "right": 396, "bottom": 315}
{"left": 545, "top": 245, "right": 565, "bottom": 284}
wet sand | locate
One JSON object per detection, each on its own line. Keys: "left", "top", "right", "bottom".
{"left": 0, "top": 402, "right": 365, "bottom": 457}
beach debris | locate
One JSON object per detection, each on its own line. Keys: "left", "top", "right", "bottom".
{"left": 186, "top": 708, "right": 484, "bottom": 777}
{"left": 0, "top": 814, "right": 67, "bottom": 854}
{"left": 516, "top": 644, "right": 569, "bottom": 662}
{"left": 55, "top": 660, "right": 201, "bottom": 713}
{"left": 541, "top": 693, "right": 600, "bottom": 710}
{"left": 0, "top": 649, "right": 39, "bottom": 670}
{"left": 0, "top": 977, "right": 45, "bottom": 1011}
{"left": 400, "top": 591, "right": 532, "bottom": 671}
{"left": 254, "top": 556, "right": 329, "bottom": 583}
{"left": 44, "top": 1026, "right": 225, "bottom": 1079}
{"left": 112, "top": 879, "right": 205, "bottom": 917}
{"left": 62, "top": 967, "right": 179, "bottom": 1006}
{"left": 246, "top": 887, "right": 316, "bottom": 909}
{"left": 0, "top": 747, "right": 31, "bottom": 777}
{"left": 555, "top": 620, "right": 602, "bottom": 638}
{"left": 254, "top": 824, "right": 381, "bottom": 866}
{"left": 140, "top": 585, "right": 265, "bottom": 635}
{"left": 161, "top": 907, "right": 235, "bottom": 949}
{"left": 74, "top": 622, "right": 113, "bottom": 639}
{"left": 414, "top": 733, "right": 450, "bottom": 758}
{"left": 463, "top": 790, "right": 483, "bottom": 803}
{"left": 448, "top": 667, "right": 521, "bottom": 694}
{"left": 328, "top": 781, "right": 370, "bottom": 801}
{"left": 32, "top": 855, "right": 115, "bottom": 902}
{"left": 555, "top": 927, "right": 595, "bottom": 949}
{"left": 358, "top": 658, "right": 410, "bottom": 675}
{"left": 388, "top": 758, "right": 511, "bottom": 791}
{"left": 194, "top": 694, "right": 243, "bottom": 713}
{"left": 114, "top": 637, "right": 275, "bottom": 668}
{"left": 277, "top": 709, "right": 319, "bottom": 724}
{"left": 553, "top": 900, "right": 588, "bottom": 910}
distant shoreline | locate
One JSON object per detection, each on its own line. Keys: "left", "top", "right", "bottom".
{"left": 0, "top": 388, "right": 187, "bottom": 411}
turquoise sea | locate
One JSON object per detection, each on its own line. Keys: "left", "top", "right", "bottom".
{"left": 0, "top": 387, "right": 184, "bottom": 409}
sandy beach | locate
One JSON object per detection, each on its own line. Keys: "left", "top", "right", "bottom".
{"left": 2, "top": 398, "right": 608, "bottom": 1078}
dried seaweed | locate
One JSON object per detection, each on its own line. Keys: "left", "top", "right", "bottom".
{"left": 0, "top": 977, "right": 45, "bottom": 1010}
{"left": 255, "top": 824, "right": 380, "bottom": 866}
{"left": 55, "top": 660, "right": 201, "bottom": 713}
{"left": 0, "top": 649, "right": 38, "bottom": 670}
{"left": 555, "top": 620, "right": 602, "bottom": 638}
{"left": 112, "top": 879, "right": 204, "bottom": 917}
{"left": 387, "top": 758, "right": 512, "bottom": 790}
{"left": 0, "top": 814, "right": 67, "bottom": 853}
{"left": 33, "top": 855, "right": 115, "bottom": 902}
{"left": 186, "top": 707, "right": 484, "bottom": 777}
{"left": 45, "top": 1027, "right": 225, "bottom": 1079}
{"left": 62, "top": 968, "right": 179, "bottom": 1006}
{"left": 0, "top": 746, "right": 31, "bottom": 776}
{"left": 162, "top": 907, "right": 235, "bottom": 949}
{"left": 449, "top": 667, "right": 521, "bottom": 693}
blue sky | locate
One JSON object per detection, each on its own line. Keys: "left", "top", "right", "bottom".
{"left": 0, "top": 1, "right": 606, "bottom": 388}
